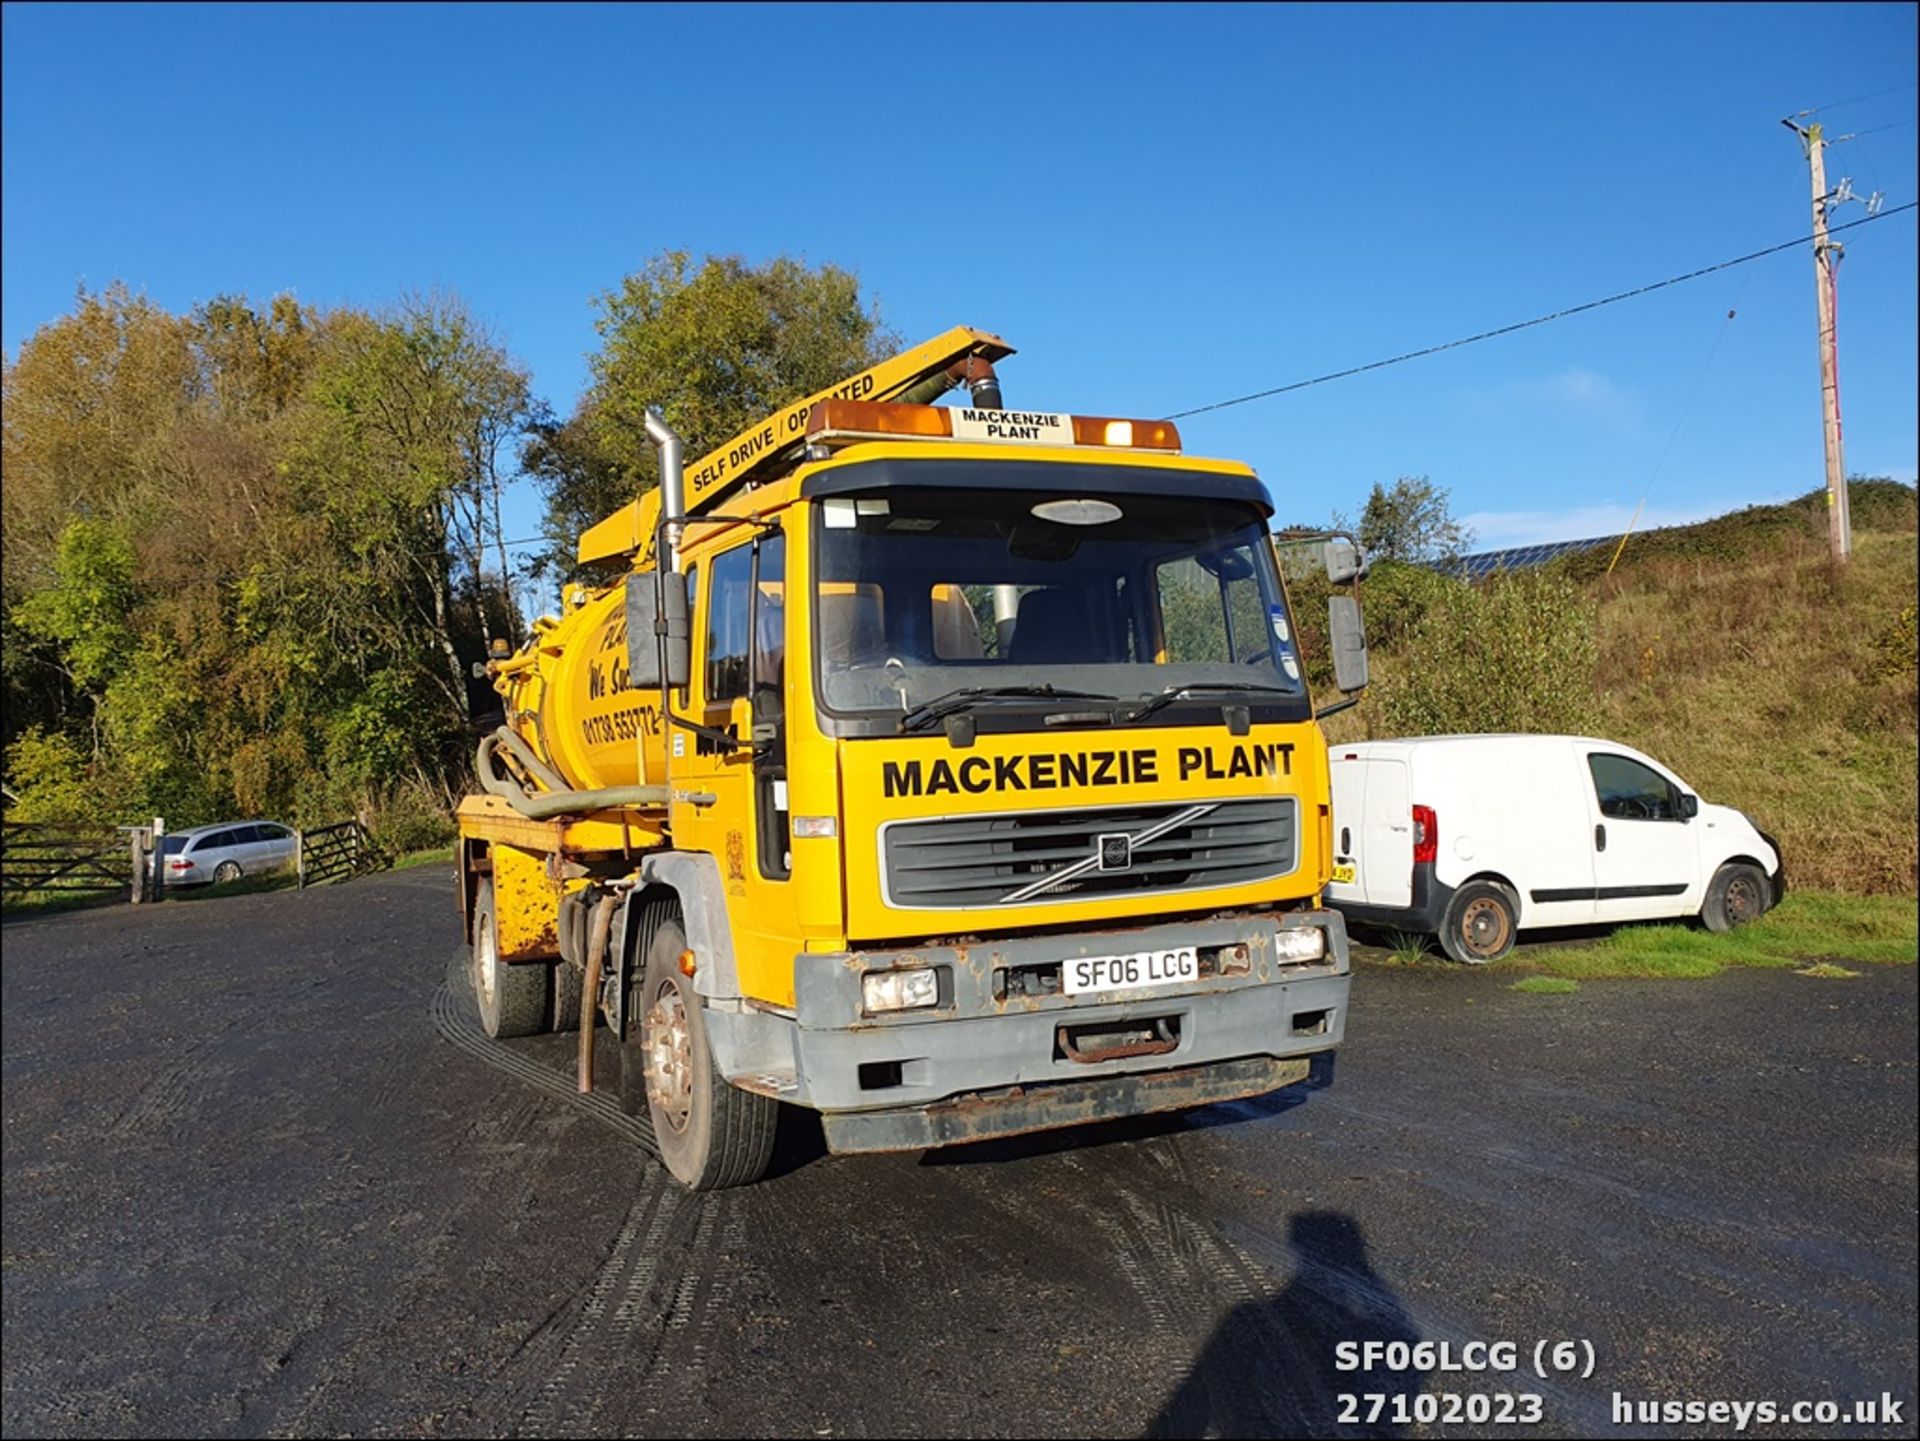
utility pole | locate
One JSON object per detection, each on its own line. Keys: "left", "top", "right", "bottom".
{"left": 1782, "top": 116, "right": 1879, "bottom": 564}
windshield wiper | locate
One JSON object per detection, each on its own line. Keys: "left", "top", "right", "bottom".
{"left": 1124, "top": 682, "right": 1298, "bottom": 724}
{"left": 899, "top": 685, "right": 1118, "bottom": 732}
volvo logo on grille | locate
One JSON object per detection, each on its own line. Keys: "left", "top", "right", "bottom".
{"left": 1097, "top": 833, "right": 1133, "bottom": 871}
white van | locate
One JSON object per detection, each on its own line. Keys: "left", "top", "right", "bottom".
{"left": 1325, "top": 735, "right": 1784, "bottom": 963}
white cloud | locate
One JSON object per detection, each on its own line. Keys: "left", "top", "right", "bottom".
{"left": 1461, "top": 367, "right": 1642, "bottom": 429}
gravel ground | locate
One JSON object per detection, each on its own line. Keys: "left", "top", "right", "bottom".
{"left": 3, "top": 868, "right": 1914, "bottom": 1438}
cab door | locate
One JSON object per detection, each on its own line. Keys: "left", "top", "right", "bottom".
{"left": 1578, "top": 747, "right": 1701, "bottom": 921}
{"left": 674, "top": 529, "right": 802, "bottom": 1005}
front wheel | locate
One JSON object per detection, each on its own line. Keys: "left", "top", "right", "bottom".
{"left": 1701, "top": 862, "right": 1769, "bottom": 933}
{"left": 623, "top": 912, "right": 776, "bottom": 1190}
{"left": 1438, "top": 881, "right": 1519, "bottom": 964}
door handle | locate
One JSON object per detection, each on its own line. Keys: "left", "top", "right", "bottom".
{"left": 1594, "top": 823, "right": 1607, "bottom": 852}
{"left": 1340, "top": 826, "right": 1351, "bottom": 855}
{"left": 683, "top": 791, "right": 718, "bottom": 809}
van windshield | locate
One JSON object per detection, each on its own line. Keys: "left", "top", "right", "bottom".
{"left": 810, "top": 482, "right": 1306, "bottom": 727}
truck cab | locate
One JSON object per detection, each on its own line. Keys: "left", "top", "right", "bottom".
{"left": 458, "top": 330, "right": 1368, "bottom": 1188}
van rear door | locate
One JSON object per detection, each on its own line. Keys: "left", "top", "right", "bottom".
{"left": 1358, "top": 756, "right": 1414, "bottom": 908}
{"left": 1329, "top": 752, "right": 1414, "bottom": 909}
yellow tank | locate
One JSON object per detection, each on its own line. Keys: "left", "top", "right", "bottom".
{"left": 497, "top": 577, "right": 667, "bottom": 793}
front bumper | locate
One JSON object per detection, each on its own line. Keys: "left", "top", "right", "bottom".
{"left": 707, "top": 908, "right": 1350, "bottom": 1153}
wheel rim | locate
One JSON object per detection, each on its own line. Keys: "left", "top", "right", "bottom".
{"left": 644, "top": 981, "right": 695, "bottom": 1134}
{"left": 474, "top": 915, "right": 497, "bottom": 1010}
{"left": 1725, "top": 874, "right": 1763, "bottom": 924}
{"left": 216, "top": 863, "right": 239, "bottom": 883}
{"left": 1459, "top": 896, "right": 1512, "bottom": 957}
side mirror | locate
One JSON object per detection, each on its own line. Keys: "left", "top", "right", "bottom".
{"left": 471, "top": 660, "right": 490, "bottom": 679}
{"left": 1324, "top": 539, "right": 1366, "bottom": 584}
{"left": 1327, "top": 594, "right": 1369, "bottom": 693}
{"left": 625, "top": 570, "right": 692, "bottom": 690}
{"left": 1678, "top": 793, "right": 1699, "bottom": 820}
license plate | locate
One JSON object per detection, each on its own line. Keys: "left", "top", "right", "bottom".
{"left": 1331, "top": 863, "right": 1356, "bottom": 885}
{"left": 1062, "top": 947, "right": 1198, "bottom": 996}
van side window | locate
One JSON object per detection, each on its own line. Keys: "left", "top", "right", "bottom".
{"left": 1588, "top": 754, "right": 1678, "bottom": 821}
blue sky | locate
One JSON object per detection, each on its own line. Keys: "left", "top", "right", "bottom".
{"left": 4, "top": 2, "right": 1916, "bottom": 564}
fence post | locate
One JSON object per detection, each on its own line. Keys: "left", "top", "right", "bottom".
{"left": 149, "top": 817, "right": 165, "bottom": 903}
{"left": 296, "top": 829, "right": 306, "bottom": 889}
{"left": 130, "top": 830, "right": 150, "bottom": 904}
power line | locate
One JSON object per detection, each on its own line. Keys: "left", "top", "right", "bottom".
{"left": 1163, "top": 202, "right": 1918, "bottom": 421}
{"left": 1840, "top": 118, "right": 1917, "bottom": 139}
{"left": 1794, "top": 81, "right": 1916, "bottom": 116}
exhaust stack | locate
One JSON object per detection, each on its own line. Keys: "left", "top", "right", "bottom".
{"left": 644, "top": 406, "right": 685, "bottom": 572}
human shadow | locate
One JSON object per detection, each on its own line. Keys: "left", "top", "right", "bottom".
{"left": 1147, "top": 1210, "right": 1426, "bottom": 1439}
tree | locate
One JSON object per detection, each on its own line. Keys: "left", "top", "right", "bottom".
{"left": 528, "top": 251, "right": 895, "bottom": 580}
{"left": 3, "top": 283, "right": 535, "bottom": 836}
{"left": 1348, "top": 476, "right": 1473, "bottom": 565}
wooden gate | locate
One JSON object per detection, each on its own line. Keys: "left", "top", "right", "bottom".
{"left": 0, "top": 825, "right": 130, "bottom": 902}
{"left": 297, "top": 820, "right": 388, "bottom": 887}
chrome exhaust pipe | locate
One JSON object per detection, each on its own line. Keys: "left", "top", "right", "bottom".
{"left": 644, "top": 406, "right": 686, "bottom": 572}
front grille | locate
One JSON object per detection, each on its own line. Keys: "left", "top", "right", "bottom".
{"left": 882, "top": 797, "right": 1297, "bottom": 910}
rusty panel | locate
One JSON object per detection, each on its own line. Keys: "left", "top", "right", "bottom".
{"left": 491, "top": 843, "right": 561, "bottom": 964}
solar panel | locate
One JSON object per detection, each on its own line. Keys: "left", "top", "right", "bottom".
{"left": 1438, "top": 535, "right": 1619, "bottom": 579}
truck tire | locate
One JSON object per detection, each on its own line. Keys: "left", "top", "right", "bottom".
{"left": 551, "top": 959, "right": 583, "bottom": 1033}
{"left": 625, "top": 912, "right": 776, "bottom": 1190}
{"left": 1438, "top": 880, "right": 1519, "bottom": 965}
{"left": 470, "top": 878, "right": 548, "bottom": 1039}
{"left": 1701, "top": 862, "right": 1769, "bottom": 933}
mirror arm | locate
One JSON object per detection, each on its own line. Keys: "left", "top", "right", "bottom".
{"left": 1317, "top": 695, "right": 1361, "bottom": 718}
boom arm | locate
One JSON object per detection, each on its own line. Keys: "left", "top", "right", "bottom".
{"left": 576, "top": 325, "right": 1014, "bottom": 567}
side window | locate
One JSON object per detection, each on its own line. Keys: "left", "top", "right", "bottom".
{"left": 230, "top": 826, "right": 263, "bottom": 845}
{"left": 704, "top": 544, "right": 754, "bottom": 706}
{"left": 679, "top": 564, "right": 697, "bottom": 709}
{"left": 751, "top": 533, "right": 787, "bottom": 713}
{"left": 1588, "top": 754, "right": 1678, "bottom": 821}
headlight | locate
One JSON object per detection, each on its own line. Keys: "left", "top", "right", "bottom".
{"left": 863, "top": 968, "right": 940, "bottom": 1013}
{"left": 1273, "top": 927, "right": 1328, "bottom": 963}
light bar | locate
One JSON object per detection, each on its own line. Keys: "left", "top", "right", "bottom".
{"left": 806, "top": 399, "right": 1180, "bottom": 453}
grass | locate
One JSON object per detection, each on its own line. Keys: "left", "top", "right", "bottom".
{"left": 0, "top": 887, "right": 127, "bottom": 920}
{"left": 1588, "top": 524, "right": 1917, "bottom": 896}
{"left": 1510, "top": 976, "right": 1579, "bottom": 994}
{"left": 1496, "top": 891, "right": 1917, "bottom": 983}
{"left": 390, "top": 845, "right": 455, "bottom": 872}
{"left": 1381, "top": 929, "right": 1432, "bottom": 965}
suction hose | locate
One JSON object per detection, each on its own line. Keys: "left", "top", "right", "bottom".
{"left": 476, "top": 729, "right": 668, "bottom": 819}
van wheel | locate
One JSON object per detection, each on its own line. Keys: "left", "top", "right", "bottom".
{"left": 1439, "top": 881, "right": 1518, "bottom": 964}
{"left": 470, "top": 879, "right": 548, "bottom": 1038}
{"left": 624, "top": 912, "right": 776, "bottom": 1190}
{"left": 1702, "top": 862, "right": 1769, "bottom": 933}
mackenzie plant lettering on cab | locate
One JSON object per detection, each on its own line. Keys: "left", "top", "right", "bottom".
{"left": 879, "top": 741, "right": 1296, "bottom": 798}
{"left": 457, "top": 325, "right": 1373, "bottom": 1190}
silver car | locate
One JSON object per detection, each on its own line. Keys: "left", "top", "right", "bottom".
{"left": 160, "top": 821, "right": 299, "bottom": 887}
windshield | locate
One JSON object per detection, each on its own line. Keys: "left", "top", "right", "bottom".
{"left": 811, "top": 482, "right": 1306, "bottom": 726}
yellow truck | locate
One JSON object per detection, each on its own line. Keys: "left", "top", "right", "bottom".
{"left": 457, "top": 327, "right": 1372, "bottom": 1189}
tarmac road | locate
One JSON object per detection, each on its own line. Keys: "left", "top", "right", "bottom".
{"left": 3, "top": 868, "right": 1915, "bottom": 1439}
